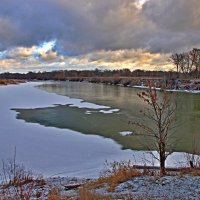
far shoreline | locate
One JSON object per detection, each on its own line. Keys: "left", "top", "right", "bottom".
{"left": 1, "top": 75, "right": 200, "bottom": 94}
{"left": 36, "top": 78, "right": 200, "bottom": 95}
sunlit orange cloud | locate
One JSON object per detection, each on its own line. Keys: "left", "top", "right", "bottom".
{"left": 0, "top": 59, "right": 22, "bottom": 71}
{"left": 7, "top": 47, "right": 37, "bottom": 58}
{"left": 71, "top": 49, "right": 173, "bottom": 71}
{"left": 0, "top": 48, "right": 174, "bottom": 72}
{"left": 40, "top": 51, "right": 58, "bottom": 60}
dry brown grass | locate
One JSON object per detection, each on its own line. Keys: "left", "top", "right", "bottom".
{"left": 87, "top": 161, "right": 141, "bottom": 192}
{"left": 46, "top": 188, "right": 69, "bottom": 200}
{"left": 0, "top": 157, "right": 46, "bottom": 200}
{"left": 179, "top": 168, "right": 200, "bottom": 177}
{"left": 46, "top": 186, "right": 112, "bottom": 200}
{"left": 190, "top": 169, "right": 200, "bottom": 176}
{"left": 78, "top": 187, "right": 156, "bottom": 200}
{"left": 0, "top": 79, "right": 25, "bottom": 85}
{"left": 46, "top": 187, "right": 152, "bottom": 200}
{"left": 78, "top": 186, "right": 112, "bottom": 200}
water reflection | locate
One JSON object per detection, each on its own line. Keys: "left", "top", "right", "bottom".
{"left": 35, "top": 81, "right": 200, "bottom": 153}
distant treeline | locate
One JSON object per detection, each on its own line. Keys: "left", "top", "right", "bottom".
{"left": 0, "top": 69, "right": 179, "bottom": 81}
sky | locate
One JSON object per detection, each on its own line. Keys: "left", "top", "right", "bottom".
{"left": 0, "top": 0, "right": 200, "bottom": 73}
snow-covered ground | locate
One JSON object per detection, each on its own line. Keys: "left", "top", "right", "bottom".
{"left": 133, "top": 85, "right": 200, "bottom": 94}
{"left": 94, "top": 175, "right": 200, "bottom": 199}
{"left": 0, "top": 82, "right": 190, "bottom": 178}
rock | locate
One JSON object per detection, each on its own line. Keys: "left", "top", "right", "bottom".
{"left": 64, "top": 184, "right": 82, "bottom": 191}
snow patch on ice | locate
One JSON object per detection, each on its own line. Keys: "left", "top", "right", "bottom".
{"left": 133, "top": 85, "right": 200, "bottom": 94}
{"left": 85, "top": 111, "right": 92, "bottom": 115}
{"left": 68, "top": 100, "right": 109, "bottom": 109}
{"left": 119, "top": 131, "right": 133, "bottom": 136}
{"left": 99, "top": 109, "right": 120, "bottom": 114}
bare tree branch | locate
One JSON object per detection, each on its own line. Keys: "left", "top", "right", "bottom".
{"left": 132, "top": 81, "right": 176, "bottom": 176}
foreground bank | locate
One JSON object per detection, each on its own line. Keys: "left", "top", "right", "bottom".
{"left": 0, "top": 165, "right": 200, "bottom": 199}
{"left": 1, "top": 82, "right": 200, "bottom": 199}
{"left": 46, "top": 173, "right": 200, "bottom": 199}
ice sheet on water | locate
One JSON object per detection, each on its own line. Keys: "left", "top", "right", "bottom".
{"left": 0, "top": 82, "right": 191, "bottom": 178}
{"left": 119, "top": 131, "right": 133, "bottom": 136}
{"left": 99, "top": 109, "right": 120, "bottom": 114}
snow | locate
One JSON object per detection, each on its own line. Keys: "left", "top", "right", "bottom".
{"left": 85, "top": 111, "right": 92, "bottom": 115}
{"left": 119, "top": 131, "right": 133, "bottom": 136}
{"left": 99, "top": 109, "right": 120, "bottom": 114}
{"left": 132, "top": 85, "right": 200, "bottom": 94}
{"left": 68, "top": 100, "right": 109, "bottom": 109}
{"left": 84, "top": 109, "right": 120, "bottom": 115}
{"left": 0, "top": 82, "right": 192, "bottom": 179}
{"left": 101, "top": 175, "right": 200, "bottom": 199}
{"left": 167, "top": 89, "right": 200, "bottom": 94}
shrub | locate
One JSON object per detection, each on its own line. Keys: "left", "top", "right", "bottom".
{"left": 0, "top": 158, "right": 45, "bottom": 200}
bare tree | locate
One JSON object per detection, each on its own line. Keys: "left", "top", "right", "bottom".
{"left": 179, "top": 53, "right": 194, "bottom": 78}
{"left": 170, "top": 53, "right": 184, "bottom": 78}
{"left": 171, "top": 48, "right": 200, "bottom": 79}
{"left": 190, "top": 48, "right": 200, "bottom": 79}
{"left": 133, "top": 82, "right": 176, "bottom": 176}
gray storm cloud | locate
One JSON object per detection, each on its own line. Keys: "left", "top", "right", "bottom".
{"left": 0, "top": 0, "right": 200, "bottom": 72}
{"left": 142, "top": 0, "right": 200, "bottom": 53}
{"left": 0, "top": 0, "right": 200, "bottom": 54}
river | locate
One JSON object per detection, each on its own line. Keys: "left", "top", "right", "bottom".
{"left": 0, "top": 82, "right": 199, "bottom": 178}
{"left": 34, "top": 81, "right": 200, "bottom": 153}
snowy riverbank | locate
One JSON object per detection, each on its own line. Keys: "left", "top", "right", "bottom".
{"left": 2, "top": 174, "right": 198, "bottom": 199}
{"left": 47, "top": 174, "right": 200, "bottom": 199}
{"left": 133, "top": 85, "right": 200, "bottom": 94}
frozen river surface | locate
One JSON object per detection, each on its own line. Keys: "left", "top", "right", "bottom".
{"left": 0, "top": 82, "right": 188, "bottom": 178}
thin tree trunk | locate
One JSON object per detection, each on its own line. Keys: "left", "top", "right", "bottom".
{"left": 177, "top": 65, "right": 179, "bottom": 78}
{"left": 160, "top": 154, "right": 166, "bottom": 176}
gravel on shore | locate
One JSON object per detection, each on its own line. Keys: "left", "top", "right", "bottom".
{"left": 44, "top": 174, "right": 200, "bottom": 199}
{"left": 0, "top": 175, "right": 199, "bottom": 199}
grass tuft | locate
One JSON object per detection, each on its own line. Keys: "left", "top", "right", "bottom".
{"left": 87, "top": 161, "right": 142, "bottom": 192}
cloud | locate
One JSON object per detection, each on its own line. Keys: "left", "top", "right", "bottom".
{"left": 39, "top": 51, "right": 58, "bottom": 61}
{"left": 0, "top": 46, "right": 172, "bottom": 72}
{"left": 0, "top": 17, "right": 23, "bottom": 50}
{"left": 0, "top": 40, "right": 62, "bottom": 72}
{"left": 3, "top": 40, "right": 57, "bottom": 59}
{"left": 142, "top": 0, "right": 200, "bottom": 52}
{"left": 143, "top": 0, "right": 200, "bottom": 32}
{"left": 0, "top": 0, "right": 200, "bottom": 72}
{"left": 79, "top": 49, "right": 171, "bottom": 71}
{"left": 1, "top": 0, "right": 199, "bottom": 54}
{"left": 7, "top": 47, "right": 36, "bottom": 58}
